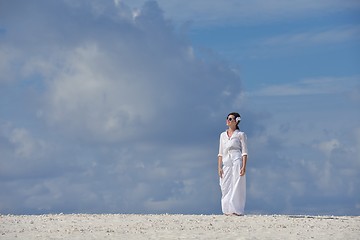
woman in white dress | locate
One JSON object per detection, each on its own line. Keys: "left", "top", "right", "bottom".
{"left": 218, "top": 112, "right": 248, "bottom": 216}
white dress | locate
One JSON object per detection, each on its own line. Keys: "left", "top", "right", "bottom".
{"left": 218, "top": 129, "right": 248, "bottom": 215}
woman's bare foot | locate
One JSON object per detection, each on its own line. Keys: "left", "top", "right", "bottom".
{"left": 232, "top": 213, "right": 244, "bottom": 216}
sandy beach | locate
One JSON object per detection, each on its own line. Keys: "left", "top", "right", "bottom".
{"left": 1, "top": 214, "right": 359, "bottom": 239}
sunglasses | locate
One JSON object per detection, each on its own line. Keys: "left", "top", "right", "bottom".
{"left": 227, "top": 117, "right": 235, "bottom": 122}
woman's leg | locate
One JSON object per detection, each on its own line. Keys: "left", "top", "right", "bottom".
{"left": 220, "top": 165, "right": 232, "bottom": 214}
{"left": 230, "top": 161, "right": 246, "bottom": 215}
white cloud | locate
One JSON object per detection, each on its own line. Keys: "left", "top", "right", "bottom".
{"left": 121, "top": 0, "right": 360, "bottom": 26}
{"left": 9, "top": 128, "right": 42, "bottom": 158}
{"left": 0, "top": 0, "right": 240, "bottom": 142}
{"left": 263, "top": 25, "right": 360, "bottom": 46}
{"left": 314, "top": 139, "right": 341, "bottom": 156}
{"left": 0, "top": 123, "right": 49, "bottom": 160}
{"left": 247, "top": 75, "right": 360, "bottom": 97}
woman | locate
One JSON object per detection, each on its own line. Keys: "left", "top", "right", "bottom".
{"left": 218, "top": 112, "right": 248, "bottom": 216}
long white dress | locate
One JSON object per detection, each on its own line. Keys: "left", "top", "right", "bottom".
{"left": 218, "top": 129, "right": 248, "bottom": 215}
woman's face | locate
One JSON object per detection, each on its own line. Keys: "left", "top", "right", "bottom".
{"left": 226, "top": 115, "right": 237, "bottom": 127}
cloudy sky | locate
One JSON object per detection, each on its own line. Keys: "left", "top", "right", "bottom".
{"left": 0, "top": 0, "right": 359, "bottom": 215}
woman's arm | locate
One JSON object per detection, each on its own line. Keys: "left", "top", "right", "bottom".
{"left": 218, "top": 133, "right": 223, "bottom": 178}
{"left": 218, "top": 156, "right": 223, "bottom": 178}
{"left": 240, "top": 132, "right": 248, "bottom": 176}
{"left": 240, "top": 155, "right": 247, "bottom": 176}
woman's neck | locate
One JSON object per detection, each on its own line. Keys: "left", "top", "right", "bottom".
{"left": 228, "top": 127, "right": 237, "bottom": 132}
{"left": 227, "top": 127, "right": 237, "bottom": 136}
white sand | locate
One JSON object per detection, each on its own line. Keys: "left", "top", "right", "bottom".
{"left": 1, "top": 214, "right": 359, "bottom": 239}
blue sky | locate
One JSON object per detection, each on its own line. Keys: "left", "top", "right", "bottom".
{"left": 0, "top": 0, "right": 359, "bottom": 215}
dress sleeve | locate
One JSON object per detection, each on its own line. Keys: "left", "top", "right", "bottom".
{"left": 218, "top": 133, "right": 223, "bottom": 157}
{"left": 240, "top": 132, "right": 248, "bottom": 156}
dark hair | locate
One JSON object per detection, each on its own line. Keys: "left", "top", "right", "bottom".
{"left": 227, "top": 112, "right": 241, "bottom": 130}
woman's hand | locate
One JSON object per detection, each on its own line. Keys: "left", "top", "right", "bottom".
{"left": 240, "top": 155, "right": 247, "bottom": 176}
{"left": 240, "top": 167, "right": 246, "bottom": 176}
{"left": 218, "top": 168, "right": 223, "bottom": 178}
